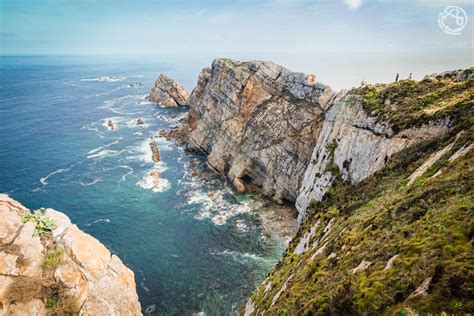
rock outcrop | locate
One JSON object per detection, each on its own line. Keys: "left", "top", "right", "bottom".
{"left": 0, "top": 194, "right": 142, "bottom": 315}
{"left": 149, "top": 137, "right": 161, "bottom": 162}
{"left": 295, "top": 91, "right": 449, "bottom": 219}
{"left": 243, "top": 68, "right": 473, "bottom": 315}
{"left": 182, "top": 58, "right": 334, "bottom": 203}
{"left": 148, "top": 74, "right": 189, "bottom": 106}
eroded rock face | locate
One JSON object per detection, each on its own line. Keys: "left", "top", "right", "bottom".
{"left": 148, "top": 74, "right": 189, "bottom": 106}
{"left": 0, "top": 194, "right": 142, "bottom": 315}
{"left": 183, "top": 58, "right": 334, "bottom": 202}
{"left": 295, "top": 91, "right": 448, "bottom": 219}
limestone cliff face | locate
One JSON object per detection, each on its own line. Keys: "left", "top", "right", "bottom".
{"left": 148, "top": 74, "right": 189, "bottom": 106}
{"left": 183, "top": 58, "right": 334, "bottom": 202}
{"left": 242, "top": 68, "right": 473, "bottom": 315}
{"left": 0, "top": 195, "right": 142, "bottom": 315}
{"left": 295, "top": 90, "right": 448, "bottom": 219}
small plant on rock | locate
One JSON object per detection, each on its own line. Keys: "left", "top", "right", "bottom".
{"left": 42, "top": 249, "right": 63, "bottom": 270}
{"left": 21, "top": 208, "right": 57, "bottom": 236}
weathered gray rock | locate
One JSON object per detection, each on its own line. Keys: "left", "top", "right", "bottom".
{"left": 0, "top": 194, "right": 142, "bottom": 315}
{"left": 183, "top": 58, "right": 334, "bottom": 202}
{"left": 295, "top": 91, "right": 449, "bottom": 219}
{"left": 148, "top": 74, "right": 189, "bottom": 106}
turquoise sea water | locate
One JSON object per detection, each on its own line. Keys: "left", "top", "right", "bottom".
{"left": 0, "top": 56, "right": 285, "bottom": 315}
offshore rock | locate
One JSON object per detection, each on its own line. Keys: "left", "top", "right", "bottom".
{"left": 148, "top": 74, "right": 189, "bottom": 107}
{"left": 149, "top": 137, "right": 161, "bottom": 162}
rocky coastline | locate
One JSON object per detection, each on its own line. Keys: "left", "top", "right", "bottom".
{"left": 150, "top": 59, "right": 473, "bottom": 314}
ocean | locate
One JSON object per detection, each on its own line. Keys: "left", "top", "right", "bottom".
{"left": 0, "top": 56, "right": 286, "bottom": 315}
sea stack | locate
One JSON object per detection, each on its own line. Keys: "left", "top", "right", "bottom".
{"left": 148, "top": 74, "right": 189, "bottom": 107}
{"left": 149, "top": 137, "right": 160, "bottom": 162}
{"left": 107, "top": 119, "right": 115, "bottom": 130}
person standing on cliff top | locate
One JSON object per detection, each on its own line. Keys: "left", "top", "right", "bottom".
{"left": 395, "top": 73, "right": 399, "bottom": 82}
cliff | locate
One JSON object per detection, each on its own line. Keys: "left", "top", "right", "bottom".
{"left": 0, "top": 195, "right": 142, "bottom": 315}
{"left": 181, "top": 58, "right": 334, "bottom": 203}
{"left": 148, "top": 74, "right": 189, "bottom": 106}
{"left": 150, "top": 62, "right": 473, "bottom": 314}
{"left": 295, "top": 70, "right": 472, "bottom": 219}
{"left": 243, "top": 69, "right": 473, "bottom": 315}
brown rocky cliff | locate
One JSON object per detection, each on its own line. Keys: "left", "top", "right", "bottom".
{"left": 0, "top": 194, "right": 142, "bottom": 315}
{"left": 181, "top": 58, "right": 334, "bottom": 203}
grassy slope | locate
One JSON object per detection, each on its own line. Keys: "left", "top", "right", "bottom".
{"left": 246, "top": 71, "right": 474, "bottom": 315}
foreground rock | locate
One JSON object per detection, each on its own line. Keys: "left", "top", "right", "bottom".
{"left": 148, "top": 74, "right": 189, "bottom": 106}
{"left": 0, "top": 194, "right": 142, "bottom": 315}
{"left": 180, "top": 59, "right": 334, "bottom": 203}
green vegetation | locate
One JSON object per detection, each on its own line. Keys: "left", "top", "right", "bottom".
{"left": 46, "top": 298, "right": 57, "bottom": 309}
{"left": 246, "top": 78, "right": 474, "bottom": 314}
{"left": 21, "top": 208, "right": 57, "bottom": 236}
{"left": 5, "top": 276, "right": 79, "bottom": 315}
{"left": 352, "top": 68, "right": 474, "bottom": 133}
{"left": 42, "top": 248, "right": 63, "bottom": 270}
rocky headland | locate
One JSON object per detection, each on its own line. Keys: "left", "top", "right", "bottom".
{"left": 148, "top": 74, "right": 189, "bottom": 107}
{"left": 151, "top": 60, "right": 473, "bottom": 315}
{"left": 0, "top": 194, "right": 142, "bottom": 315}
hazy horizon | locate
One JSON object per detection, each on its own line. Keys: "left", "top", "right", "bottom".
{"left": 1, "top": 0, "right": 473, "bottom": 89}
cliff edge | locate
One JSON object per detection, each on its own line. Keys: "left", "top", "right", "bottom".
{"left": 0, "top": 195, "right": 142, "bottom": 315}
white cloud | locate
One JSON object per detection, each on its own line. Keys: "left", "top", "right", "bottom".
{"left": 344, "top": 0, "right": 363, "bottom": 10}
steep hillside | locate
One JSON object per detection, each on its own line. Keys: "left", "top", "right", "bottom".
{"left": 296, "top": 69, "right": 472, "bottom": 218}
{"left": 243, "top": 72, "right": 474, "bottom": 315}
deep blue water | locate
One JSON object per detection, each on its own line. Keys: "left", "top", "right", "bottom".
{"left": 0, "top": 56, "right": 284, "bottom": 315}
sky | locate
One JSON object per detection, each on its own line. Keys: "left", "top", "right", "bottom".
{"left": 1, "top": 0, "right": 473, "bottom": 89}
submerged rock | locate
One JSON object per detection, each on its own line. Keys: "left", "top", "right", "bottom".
{"left": 0, "top": 194, "right": 141, "bottom": 315}
{"left": 150, "top": 169, "right": 161, "bottom": 189}
{"left": 148, "top": 74, "right": 189, "bottom": 106}
{"left": 107, "top": 118, "right": 115, "bottom": 130}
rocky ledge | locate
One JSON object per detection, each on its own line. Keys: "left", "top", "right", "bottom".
{"left": 148, "top": 74, "right": 189, "bottom": 107}
{"left": 0, "top": 194, "right": 142, "bottom": 315}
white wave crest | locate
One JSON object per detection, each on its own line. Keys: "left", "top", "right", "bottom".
{"left": 136, "top": 169, "right": 171, "bottom": 193}
{"left": 210, "top": 249, "right": 273, "bottom": 264}
{"left": 80, "top": 76, "right": 124, "bottom": 82}
{"left": 85, "top": 218, "right": 111, "bottom": 227}
{"left": 189, "top": 189, "right": 253, "bottom": 225}
{"left": 118, "top": 165, "right": 134, "bottom": 182}
{"left": 87, "top": 149, "right": 126, "bottom": 160}
{"left": 88, "top": 139, "right": 121, "bottom": 155}
{"left": 80, "top": 177, "right": 103, "bottom": 186}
